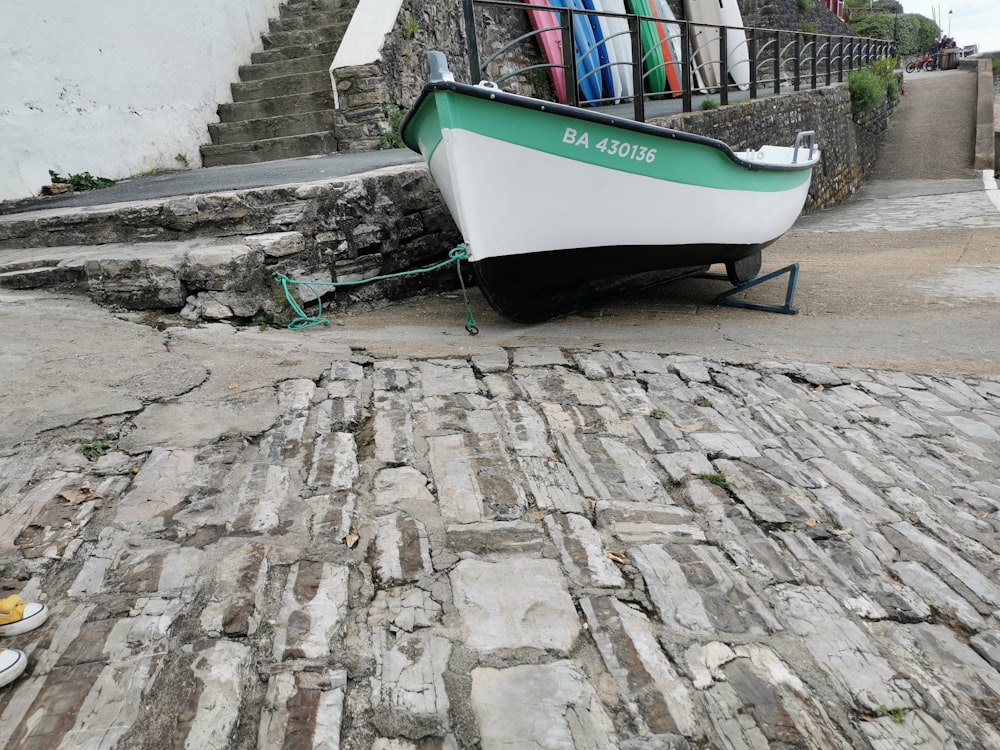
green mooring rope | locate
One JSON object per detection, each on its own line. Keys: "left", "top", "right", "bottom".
{"left": 273, "top": 244, "right": 478, "bottom": 334}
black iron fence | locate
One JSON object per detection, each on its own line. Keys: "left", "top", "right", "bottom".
{"left": 463, "top": 0, "right": 895, "bottom": 121}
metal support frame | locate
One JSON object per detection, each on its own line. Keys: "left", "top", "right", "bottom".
{"left": 712, "top": 263, "right": 800, "bottom": 315}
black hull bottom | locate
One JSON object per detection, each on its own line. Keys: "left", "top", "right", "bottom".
{"left": 473, "top": 242, "right": 769, "bottom": 323}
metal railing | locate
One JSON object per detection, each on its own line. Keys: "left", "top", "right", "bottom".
{"left": 463, "top": 0, "right": 895, "bottom": 120}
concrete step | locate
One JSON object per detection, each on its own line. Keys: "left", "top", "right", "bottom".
{"left": 251, "top": 39, "right": 340, "bottom": 65}
{"left": 0, "top": 164, "right": 455, "bottom": 321}
{"left": 280, "top": 0, "right": 356, "bottom": 16}
{"left": 208, "top": 110, "right": 336, "bottom": 145}
{"left": 262, "top": 24, "right": 350, "bottom": 50}
{"left": 238, "top": 52, "right": 338, "bottom": 82}
{"left": 231, "top": 70, "right": 331, "bottom": 103}
{"left": 218, "top": 90, "right": 335, "bottom": 122}
{"left": 267, "top": 8, "right": 353, "bottom": 33}
{"left": 200, "top": 131, "right": 338, "bottom": 166}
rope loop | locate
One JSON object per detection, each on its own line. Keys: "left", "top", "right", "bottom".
{"left": 272, "top": 243, "right": 479, "bottom": 334}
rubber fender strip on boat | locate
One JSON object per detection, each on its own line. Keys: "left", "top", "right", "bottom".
{"left": 713, "top": 263, "right": 800, "bottom": 315}
{"left": 273, "top": 244, "right": 478, "bottom": 334}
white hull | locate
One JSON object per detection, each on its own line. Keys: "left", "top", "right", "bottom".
{"left": 430, "top": 128, "right": 811, "bottom": 264}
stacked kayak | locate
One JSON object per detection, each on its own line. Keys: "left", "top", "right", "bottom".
{"left": 525, "top": 0, "right": 752, "bottom": 102}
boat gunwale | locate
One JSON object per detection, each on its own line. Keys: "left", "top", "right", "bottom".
{"left": 400, "top": 79, "right": 819, "bottom": 173}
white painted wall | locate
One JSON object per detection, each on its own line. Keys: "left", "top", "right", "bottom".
{"left": 0, "top": 0, "right": 283, "bottom": 201}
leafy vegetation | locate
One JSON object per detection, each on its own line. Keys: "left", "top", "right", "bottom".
{"left": 848, "top": 57, "right": 900, "bottom": 115}
{"left": 48, "top": 170, "right": 115, "bottom": 192}
{"left": 847, "top": 4, "right": 939, "bottom": 56}
{"left": 399, "top": 15, "right": 419, "bottom": 39}
{"left": 796, "top": 0, "right": 814, "bottom": 13}
{"left": 698, "top": 473, "right": 732, "bottom": 490}
{"left": 375, "top": 102, "right": 406, "bottom": 149}
{"left": 698, "top": 99, "right": 719, "bottom": 110}
{"left": 79, "top": 438, "right": 118, "bottom": 461}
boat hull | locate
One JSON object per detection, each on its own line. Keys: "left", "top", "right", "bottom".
{"left": 401, "top": 76, "right": 818, "bottom": 321}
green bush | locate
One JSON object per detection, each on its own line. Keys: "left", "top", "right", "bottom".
{"left": 848, "top": 69, "right": 884, "bottom": 114}
{"left": 848, "top": 55, "right": 901, "bottom": 115}
{"left": 796, "top": 0, "right": 814, "bottom": 12}
{"left": 48, "top": 170, "right": 115, "bottom": 191}
{"left": 375, "top": 102, "right": 406, "bottom": 149}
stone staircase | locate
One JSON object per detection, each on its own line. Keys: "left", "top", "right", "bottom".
{"left": 200, "top": 0, "right": 357, "bottom": 167}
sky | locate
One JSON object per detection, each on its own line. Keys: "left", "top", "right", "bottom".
{"left": 924, "top": 2, "right": 1000, "bottom": 53}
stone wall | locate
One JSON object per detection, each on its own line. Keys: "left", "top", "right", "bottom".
{"left": 334, "top": 3, "right": 545, "bottom": 149}
{"left": 739, "top": 0, "right": 854, "bottom": 35}
{"left": 648, "top": 81, "right": 896, "bottom": 210}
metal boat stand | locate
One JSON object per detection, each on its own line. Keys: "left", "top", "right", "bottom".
{"left": 704, "top": 262, "right": 801, "bottom": 315}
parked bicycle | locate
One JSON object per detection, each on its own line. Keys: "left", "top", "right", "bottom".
{"left": 905, "top": 53, "right": 937, "bottom": 72}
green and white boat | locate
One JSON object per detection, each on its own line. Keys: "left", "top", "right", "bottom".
{"left": 400, "top": 52, "right": 821, "bottom": 322}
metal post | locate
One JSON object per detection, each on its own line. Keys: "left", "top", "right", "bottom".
{"left": 749, "top": 28, "right": 757, "bottom": 100}
{"left": 794, "top": 33, "right": 801, "bottom": 91}
{"left": 463, "top": 0, "right": 481, "bottom": 83}
{"left": 562, "top": 7, "right": 578, "bottom": 106}
{"left": 811, "top": 33, "right": 818, "bottom": 88}
{"left": 629, "top": 13, "right": 644, "bottom": 122}
{"left": 838, "top": 35, "right": 844, "bottom": 82}
{"left": 719, "top": 25, "right": 729, "bottom": 105}
{"left": 683, "top": 21, "right": 694, "bottom": 113}
{"left": 773, "top": 30, "right": 781, "bottom": 95}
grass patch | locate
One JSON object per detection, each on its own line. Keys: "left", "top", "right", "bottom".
{"left": 698, "top": 473, "right": 732, "bottom": 490}
{"left": 79, "top": 438, "right": 118, "bottom": 461}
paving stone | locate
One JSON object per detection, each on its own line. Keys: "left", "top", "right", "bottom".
{"left": 493, "top": 399, "right": 552, "bottom": 457}
{"left": 632, "top": 543, "right": 783, "bottom": 637}
{"left": 572, "top": 349, "right": 632, "bottom": 379}
{"left": 258, "top": 668, "right": 347, "bottom": 749}
{"left": 419, "top": 360, "right": 480, "bottom": 397}
{"left": 689, "top": 432, "right": 761, "bottom": 459}
{"left": 200, "top": 541, "right": 270, "bottom": 637}
{"left": 307, "top": 431, "right": 359, "bottom": 490}
{"left": 273, "top": 561, "right": 350, "bottom": 661}
{"left": 544, "top": 513, "right": 625, "bottom": 588}
{"left": 470, "top": 662, "right": 617, "bottom": 748}
{"left": 582, "top": 596, "right": 699, "bottom": 736}
{"left": 516, "top": 367, "right": 606, "bottom": 405}
{"left": 889, "top": 560, "right": 986, "bottom": 631}
{"left": 427, "top": 433, "right": 527, "bottom": 523}
{"left": 970, "top": 630, "right": 1000, "bottom": 671}
{"left": 371, "top": 630, "right": 451, "bottom": 734}
{"left": 510, "top": 346, "right": 571, "bottom": 368}
{"left": 664, "top": 355, "right": 711, "bottom": 383}
{"left": 515, "top": 455, "right": 590, "bottom": 514}
{"left": 449, "top": 558, "right": 579, "bottom": 654}
{"left": 372, "top": 512, "right": 433, "bottom": 585}
{"left": 470, "top": 347, "right": 509, "bottom": 374}
{"left": 445, "top": 521, "right": 545, "bottom": 556}
{"left": 373, "top": 395, "right": 415, "bottom": 465}
{"left": 771, "top": 585, "right": 917, "bottom": 712}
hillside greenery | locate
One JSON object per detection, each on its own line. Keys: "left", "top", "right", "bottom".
{"left": 844, "top": 1, "right": 940, "bottom": 56}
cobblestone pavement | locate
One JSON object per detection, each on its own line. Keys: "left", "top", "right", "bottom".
{"left": 1, "top": 68, "right": 999, "bottom": 750}
{"left": 2, "top": 324, "right": 1000, "bottom": 749}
